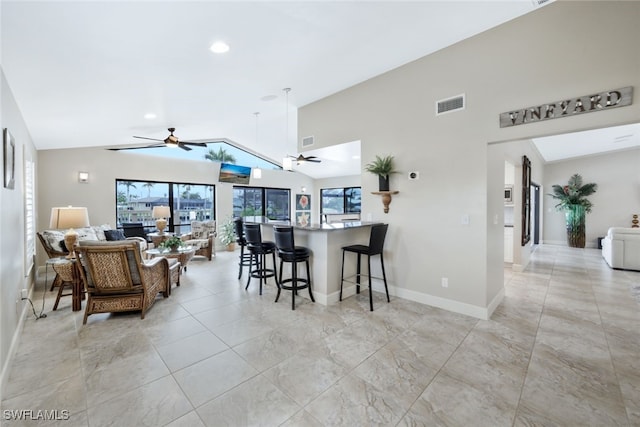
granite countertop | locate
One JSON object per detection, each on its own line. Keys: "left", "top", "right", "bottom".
{"left": 244, "top": 216, "right": 382, "bottom": 232}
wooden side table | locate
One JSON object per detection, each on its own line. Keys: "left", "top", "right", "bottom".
{"left": 49, "top": 258, "right": 83, "bottom": 311}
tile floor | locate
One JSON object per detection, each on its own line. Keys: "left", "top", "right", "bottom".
{"left": 2, "top": 245, "right": 639, "bottom": 426}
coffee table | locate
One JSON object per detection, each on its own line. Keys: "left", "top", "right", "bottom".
{"left": 146, "top": 246, "right": 196, "bottom": 272}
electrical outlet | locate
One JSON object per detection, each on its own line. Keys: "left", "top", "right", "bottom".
{"left": 441, "top": 277, "right": 449, "bottom": 288}
{"left": 21, "top": 289, "right": 28, "bottom": 300}
{"left": 408, "top": 171, "right": 420, "bottom": 180}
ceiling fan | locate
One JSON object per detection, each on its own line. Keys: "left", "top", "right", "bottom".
{"left": 288, "top": 154, "right": 321, "bottom": 164}
{"left": 109, "top": 128, "right": 208, "bottom": 151}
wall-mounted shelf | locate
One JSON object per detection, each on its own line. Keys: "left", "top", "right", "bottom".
{"left": 372, "top": 191, "right": 399, "bottom": 213}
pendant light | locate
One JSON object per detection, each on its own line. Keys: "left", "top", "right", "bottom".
{"left": 282, "top": 88, "right": 294, "bottom": 171}
{"left": 252, "top": 112, "right": 262, "bottom": 179}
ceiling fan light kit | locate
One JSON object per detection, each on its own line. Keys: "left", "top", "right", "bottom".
{"left": 110, "top": 127, "right": 208, "bottom": 152}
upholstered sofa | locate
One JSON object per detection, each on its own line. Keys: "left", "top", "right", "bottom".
{"left": 38, "top": 224, "right": 148, "bottom": 258}
{"left": 601, "top": 227, "right": 640, "bottom": 271}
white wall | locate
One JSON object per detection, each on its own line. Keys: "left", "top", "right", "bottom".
{"left": 543, "top": 148, "right": 640, "bottom": 247}
{"left": 298, "top": 1, "right": 640, "bottom": 318}
{"left": 0, "top": 69, "right": 38, "bottom": 399}
{"left": 36, "top": 148, "right": 315, "bottom": 266}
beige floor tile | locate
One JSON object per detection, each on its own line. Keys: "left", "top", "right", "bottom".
{"left": 3, "top": 247, "right": 639, "bottom": 426}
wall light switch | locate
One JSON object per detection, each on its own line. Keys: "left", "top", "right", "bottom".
{"left": 461, "top": 214, "right": 470, "bottom": 225}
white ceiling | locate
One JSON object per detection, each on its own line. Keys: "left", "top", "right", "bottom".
{"left": 531, "top": 123, "right": 640, "bottom": 163}
{"left": 3, "top": 1, "right": 549, "bottom": 178}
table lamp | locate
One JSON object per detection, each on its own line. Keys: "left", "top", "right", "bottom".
{"left": 49, "top": 206, "right": 90, "bottom": 259}
{"left": 152, "top": 206, "right": 171, "bottom": 234}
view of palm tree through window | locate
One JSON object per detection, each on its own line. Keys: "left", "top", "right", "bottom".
{"left": 116, "top": 180, "right": 215, "bottom": 235}
{"left": 125, "top": 141, "right": 281, "bottom": 170}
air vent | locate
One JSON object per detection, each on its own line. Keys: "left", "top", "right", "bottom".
{"left": 436, "top": 94, "right": 465, "bottom": 116}
{"left": 301, "top": 135, "right": 315, "bottom": 147}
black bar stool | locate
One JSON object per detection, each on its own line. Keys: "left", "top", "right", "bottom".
{"left": 340, "top": 223, "right": 390, "bottom": 311}
{"left": 234, "top": 218, "right": 252, "bottom": 279}
{"left": 243, "top": 223, "right": 278, "bottom": 295}
{"left": 273, "top": 226, "right": 314, "bottom": 310}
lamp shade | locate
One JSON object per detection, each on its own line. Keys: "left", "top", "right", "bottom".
{"left": 152, "top": 206, "right": 171, "bottom": 219}
{"left": 49, "top": 206, "right": 90, "bottom": 229}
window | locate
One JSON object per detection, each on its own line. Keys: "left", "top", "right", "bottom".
{"left": 24, "top": 157, "right": 35, "bottom": 276}
{"left": 320, "top": 187, "right": 361, "bottom": 222}
{"left": 115, "top": 179, "right": 215, "bottom": 234}
{"left": 233, "top": 186, "right": 290, "bottom": 221}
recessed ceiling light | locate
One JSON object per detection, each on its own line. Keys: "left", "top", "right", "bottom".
{"left": 144, "top": 113, "right": 156, "bottom": 120}
{"left": 261, "top": 95, "right": 277, "bottom": 102}
{"left": 210, "top": 41, "right": 230, "bottom": 54}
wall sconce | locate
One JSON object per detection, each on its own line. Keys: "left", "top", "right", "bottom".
{"left": 78, "top": 172, "right": 89, "bottom": 183}
{"left": 301, "top": 186, "right": 307, "bottom": 193}
{"left": 252, "top": 167, "right": 262, "bottom": 179}
{"left": 283, "top": 157, "right": 293, "bottom": 171}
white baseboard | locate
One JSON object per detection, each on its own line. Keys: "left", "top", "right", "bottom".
{"left": 544, "top": 239, "right": 598, "bottom": 249}
{"left": 334, "top": 281, "right": 497, "bottom": 320}
{"left": 0, "top": 288, "right": 31, "bottom": 402}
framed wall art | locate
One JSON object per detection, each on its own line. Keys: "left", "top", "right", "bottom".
{"left": 3, "top": 128, "right": 15, "bottom": 189}
{"left": 296, "top": 194, "right": 310, "bottom": 211}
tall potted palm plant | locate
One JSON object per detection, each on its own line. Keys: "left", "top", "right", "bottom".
{"left": 549, "top": 173, "right": 597, "bottom": 248}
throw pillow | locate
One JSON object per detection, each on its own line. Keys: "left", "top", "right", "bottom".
{"left": 42, "top": 230, "right": 67, "bottom": 253}
{"left": 104, "top": 229, "right": 126, "bottom": 241}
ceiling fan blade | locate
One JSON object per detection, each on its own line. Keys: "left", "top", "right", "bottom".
{"left": 307, "top": 159, "right": 321, "bottom": 163}
{"left": 133, "top": 136, "right": 164, "bottom": 142}
{"left": 108, "top": 144, "right": 166, "bottom": 151}
{"left": 181, "top": 141, "right": 208, "bottom": 147}
{"left": 178, "top": 143, "right": 193, "bottom": 151}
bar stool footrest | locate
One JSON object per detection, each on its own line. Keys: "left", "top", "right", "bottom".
{"left": 277, "top": 277, "right": 311, "bottom": 291}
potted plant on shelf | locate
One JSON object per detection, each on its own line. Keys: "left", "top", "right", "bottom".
{"left": 219, "top": 218, "right": 236, "bottom": 251}
{"left": 159, "top": 235, "right": 184, "bottom": 252}
{"left": 549, "top": 173, "right": 597, "bottom": 248}
{"left": 365, "top": 155, "right": 397, "bottom": 191}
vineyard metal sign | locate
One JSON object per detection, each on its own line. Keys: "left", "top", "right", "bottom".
{"left": 500, "top": 86, "right": 633, "bottom": 128}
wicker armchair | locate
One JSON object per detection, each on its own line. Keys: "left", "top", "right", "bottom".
{"left": 181, "top": 220, "right": 216, "bottom": 260}
{"left": 75, "top": 240, "right": 179, "bottom": 324}
{"left": 37, "top": 232, "right": 68, "bottom": 290}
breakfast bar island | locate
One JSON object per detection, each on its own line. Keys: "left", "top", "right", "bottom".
{"left": 247, "top": 218, "right": 384, "bottom": 305}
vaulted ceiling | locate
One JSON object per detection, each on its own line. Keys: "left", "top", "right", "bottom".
{"left": 3, "top": 1, "right": 554, "bottom": 177}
